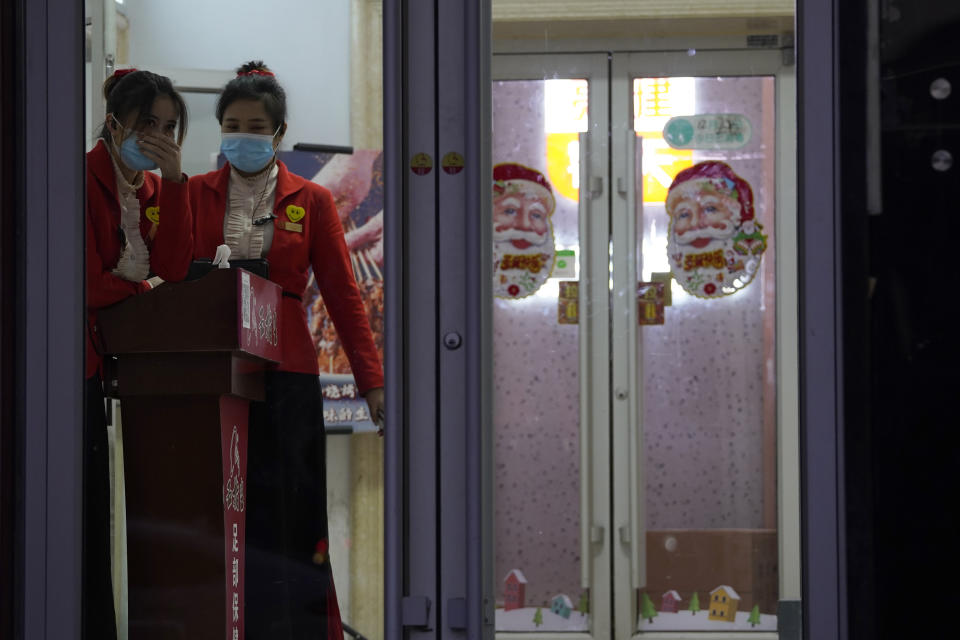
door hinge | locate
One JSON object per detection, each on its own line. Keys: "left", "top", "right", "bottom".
{"left": 589, "top": 176, "right": 603, "bottom": 198}
{"left": 402, "top": 596, "right": 432, "bottom": 629}
{"left": 447, "top": 597, "right": 466, "bottom": 630}
{"left": 590, "top": 525, "right": 604, "bottom": 544}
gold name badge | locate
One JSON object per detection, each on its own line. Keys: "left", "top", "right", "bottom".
{"left": 285, "top": 221, "right": 303, "bottom": 233}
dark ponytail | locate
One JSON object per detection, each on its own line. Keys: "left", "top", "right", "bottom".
{"left": 99, "top": 69, "right": 188, "bottom": 145}
{"left": 216, "top": 60, "right": 287, "bottom": 130}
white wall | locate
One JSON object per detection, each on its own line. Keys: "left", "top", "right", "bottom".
{"left": 121, "top": 0, "right": 352, "bottom": 149}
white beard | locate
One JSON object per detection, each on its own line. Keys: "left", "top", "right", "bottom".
{"left": 493, "top": 227, "right": 549, "bottom": 255}
{"left": 674, "top": 219, "right": 736, "bottom": 248}
{"left": 493, "top": 223, "right": 556, "bottom": 299}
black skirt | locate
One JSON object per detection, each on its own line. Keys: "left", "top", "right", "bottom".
{"left": 245, "top": 371, "right": 343, "bottom": 640}
{"left": 83, "top": 374, "right": 118, "bottom": 640}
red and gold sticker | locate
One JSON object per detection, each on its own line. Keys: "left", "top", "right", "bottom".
{"left": 637, "top": 282, "right": 665, "bottom": 325}
{"left": 441, "top": 151, "right": 465, "bottom": 175}
{"left": 411, "top": 152, "right": 433, "bottom": 176}
{"left": 558, "top": 281, "right": 579, "bottom": 324}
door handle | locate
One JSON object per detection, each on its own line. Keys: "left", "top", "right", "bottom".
{"left": 578, "top": 131, "right": 593, "bottom": 590}
{"left": 616, "top": 131, "right": 646, "bottom": 591}
{"left": 626, "top": 132, "right": 646, "bottom": 590}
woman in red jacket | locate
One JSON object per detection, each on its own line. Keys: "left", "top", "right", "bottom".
{"left": 85, "top": 68, "right": 192, "bottom": 639}
{"left": 190, "top": 61, "right": 384, "bottom": 639}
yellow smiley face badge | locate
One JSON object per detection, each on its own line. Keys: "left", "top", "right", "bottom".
{"left": 145, "top": 206, "right": 160, "bottom": 224}
{"left": 286, "top": 205, "right": 306, "bottom": 223}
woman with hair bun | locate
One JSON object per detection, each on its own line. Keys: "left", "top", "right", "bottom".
{"left": 85, "top": 68, "right": 192, "bottom": 639}
{"left": 190, "top": 60, "right": 383, "bottom": 639}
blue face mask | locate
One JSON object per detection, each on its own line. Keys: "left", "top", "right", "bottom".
{"left": 220, "top": 129, "right": 280, "bottom": 173}
{"left": 119, "top": 134, "right": 159, "bottom": 171}
{"left": 111, "top": 117, "right": 159, "bottom": 171}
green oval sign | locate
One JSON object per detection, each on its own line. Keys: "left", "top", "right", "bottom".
{"left": 663, "top": 114, "right": 752, "bottom": 150}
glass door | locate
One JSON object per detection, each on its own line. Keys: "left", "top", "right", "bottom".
{"left": 492, "top": 48, "right": 798, "bottom": 640}
{"left": 490, "top": 53, "right": 612, "bottom": 640}
{"left": 610, "top": 50, "right": 798, "bottom": 640}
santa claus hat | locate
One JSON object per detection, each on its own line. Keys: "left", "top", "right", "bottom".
{"left": 494, "top": 161, "right": 555, "bottom": 198}
{"left": 667, "top": 161, "right": 755, "bottom": 222}
{"left": 493, "top": 163, "right": 552, "bottom": 191}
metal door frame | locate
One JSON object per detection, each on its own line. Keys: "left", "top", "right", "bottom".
{"left": 384, "top": 3, "right": 494, "bottom": 640}
{"left": 796, "top": 1, "right": 847, "bottom": 639}
{"left": 9, "top": 0, "right": 86, "bottom": 637}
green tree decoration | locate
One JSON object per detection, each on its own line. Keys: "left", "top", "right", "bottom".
{"left": 640, "top": 592, "right": 658, "bottom": 623}
{"left": 578, "top": 592, "right": 589, "bottom": 616}
{"left": 688, "top": 591, "right": 700, "bottom": 615}
{"left": 748, "top": 604, "right": 761, "bottom": 627}
{"left": 533, "top": 607, "right": 543, "bottom": 628}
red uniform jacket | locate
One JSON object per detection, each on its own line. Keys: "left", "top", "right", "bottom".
{"left": 189, "top": 161, "right": 383, "bottom": 393}
{"left": 85, "top": 140, "right": 193, "bottom": 379}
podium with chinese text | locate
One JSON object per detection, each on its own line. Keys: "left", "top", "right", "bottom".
{"left": 99, "top": 268, "right": 281, "bottom": 640}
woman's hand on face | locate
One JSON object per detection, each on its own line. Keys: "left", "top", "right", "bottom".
{"left": 137, "top": 133, "right": 183, "bottom": 182}
{"left": 364, "top": 387, "right": 385, "bottom": 436}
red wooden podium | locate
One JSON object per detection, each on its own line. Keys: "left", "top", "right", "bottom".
{"left": 98, "top": 268, "right": 282, "bottom": 640}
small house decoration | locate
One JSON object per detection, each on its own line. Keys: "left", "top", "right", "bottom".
{"left": 551, "top": 594, "right": 573, "bottom": 619}
{"left": 708, "top": 585, "right": 740, "bottom": 622}
{"left": 661, "top": 590, "right": 682, "bottom": 613}
{"left": 503, "top": 569, "right": 527, "bottom": 611}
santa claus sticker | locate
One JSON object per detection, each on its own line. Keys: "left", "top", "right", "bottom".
{"left": 493, "top": 163, "right": 556, "bottom": 299}
{"left": 666, "top": 161, "right": 767, "bottom": 298}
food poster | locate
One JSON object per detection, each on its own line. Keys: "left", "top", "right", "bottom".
{"left": 279, "top": 150, "right": 383, "bottom": 433}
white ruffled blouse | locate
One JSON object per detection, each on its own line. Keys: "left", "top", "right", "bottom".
{"left": 111, "top": 158, "right": 151, "bottom": 282}
{"left": 224, "top": 164, "right": 278, "bottom": 259}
